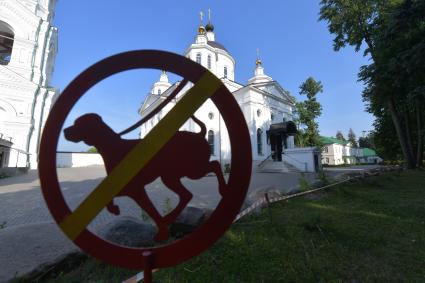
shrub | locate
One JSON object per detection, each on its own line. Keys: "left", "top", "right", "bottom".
{"left": 224, "top": 163, "right": 231, "bottom": 174}
{"left": 298, "top": 175, "right": 311, "bottom": 191}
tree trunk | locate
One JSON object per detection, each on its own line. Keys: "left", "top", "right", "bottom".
{"left": 416, "top": 101, "right": 423, "bottom": 167}
{"left": 388, "top": 99, "right": 416, "bottom": 168}
{"left": 403, "top": 105, "right": 415, "bottom": 161}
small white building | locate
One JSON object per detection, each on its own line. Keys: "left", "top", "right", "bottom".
{"left": 357, "top": 148, "right": 383, "bottom": 164}
{"left": 321, "top": 136, "right": 382, "bottom": 165}
{"left": 0, "top": 0, "right": 58, "bottom": 169}
{"left": 321, "top": 137, "right": 347, "bottom": 165}
{"left": 139, "top": 15, "right": 321, "bottom": 172}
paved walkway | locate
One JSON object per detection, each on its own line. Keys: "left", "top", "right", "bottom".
{"left": 0, "top": 166, "right": 314, "bottom": 282}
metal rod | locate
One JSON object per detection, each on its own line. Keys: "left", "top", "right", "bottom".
{"left": 142, "top": 251, "right": 153, "bottom": 283}
{"left": 219, "top": 112, "right": 222, "bottom": 169}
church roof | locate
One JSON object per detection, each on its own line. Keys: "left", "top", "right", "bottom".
{"left": 207, "top": 41, "right": 228, "bottom": 52}
{"left": 320, "top": 136, "right": 349, "bottom": 145}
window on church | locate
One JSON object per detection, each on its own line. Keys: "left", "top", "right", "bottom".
{"left": 208, "top": 130, "right": 215, "bottom": 155}
{"left": 257, "top": 128, "right": 263, "bottom": 155}
{"left": 158, "top": 89, "right": 161, "bottom": 95}
{"left": 0, "top": 21, "right": 14, "bottom": 65}
{"left": 224, "top": 66, "right": 228, "bottom": 78}
{"left": 196, "top": 53, "right": 201, "bottom": 65}
{"left": 207, "top": 55, "right": 211, "bottom": 69}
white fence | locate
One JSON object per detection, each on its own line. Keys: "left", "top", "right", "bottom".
{"left": 56, "top": 152, "right": 104, "bottom": 168}
{"left": 283, "top": 147, "right": 321, "bottom": 172}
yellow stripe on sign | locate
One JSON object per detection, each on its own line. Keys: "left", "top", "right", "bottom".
{"left": 60, "top": 71, "right": 222, "bottom": 240}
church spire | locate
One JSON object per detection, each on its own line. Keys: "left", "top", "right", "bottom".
{"left": 198, "top": 11, "right": 206, "bottom": 35}
{"left": 206, "top": 8, "right": 214, "bottom": 32}
{"left": 205, "top": 8, "right": 215, "bottom": 41}
{"left": 248, "top": 49, "right": 272, "bottom": 84}
{"left": 255, "top": 48, "right": 262, "bottom": 66}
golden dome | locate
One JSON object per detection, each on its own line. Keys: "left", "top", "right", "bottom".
{"left": 198, "top": 25, "right": 206, "bottom": 34}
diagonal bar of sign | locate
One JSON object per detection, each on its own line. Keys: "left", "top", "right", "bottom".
{"left": 59, "top": 71, "right": 222, "bottom": 240}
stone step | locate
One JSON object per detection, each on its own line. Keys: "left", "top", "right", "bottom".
{"left": 258, "top": 160, "right": 300, "bottom": 173}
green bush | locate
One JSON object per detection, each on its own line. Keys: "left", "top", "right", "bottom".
{"left": 318, "top": 170, "right": 331, "bottom": 186}
{"left": 298, "top": 175, "right": 311, "bottom": 191}
{"left": 0, "top": 173, "right": 9, "bottom": 179}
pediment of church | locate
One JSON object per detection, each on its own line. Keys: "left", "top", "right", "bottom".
{"left": 140, "top": 94, "right": 158, "bottom": 112}
{"left": 251, "top": 81, "right": 294, "bottom": 105}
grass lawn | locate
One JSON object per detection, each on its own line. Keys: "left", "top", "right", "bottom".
{"left": 22, "top": 170, "right": 425, "bottom": 282}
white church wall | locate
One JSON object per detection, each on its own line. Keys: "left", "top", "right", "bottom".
{"left": 222, "top": 80, "right": 240, "bottom": 92}
{"left": 0, "top": 0, "right": 58, "bottom": 169}
{"left": 215, "top": 52, "right": 234, "bottom": 80}
{"left": 286, "top": 136, "right": 295, "bottom": 149}
{"left": 7, "top": 148, "right": 28, "bottom": 167}
{"left": 186, "top": 42, "right": 235, "bottom": 82}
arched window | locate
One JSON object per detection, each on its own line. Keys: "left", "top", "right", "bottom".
{"left": 223, "top": 66, "right": 228, "bottom": 78}
{"left": 257, "top": 128, "right": 263, "bottom": 155}
{"left": 158, "top": 89, "right": 161, "bottom": 95}
{"left": 207, "top": 54, "right": 211, "bottom": 69}
{"left": 196, "top": 53, "right": 201, "bottom": 64}
{"left": 0, "top": 21, "right": 14, "bottom": 65}
{"left": 208, "top": 130, "right": 215, "bottom": 155}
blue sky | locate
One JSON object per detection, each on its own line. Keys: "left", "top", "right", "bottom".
{"left": 52, "top": 0, "right": 373, "bottom": 151}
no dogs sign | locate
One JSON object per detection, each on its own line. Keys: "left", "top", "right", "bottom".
{"left": 39, "top": 50, "right": 252, "bottom": 278}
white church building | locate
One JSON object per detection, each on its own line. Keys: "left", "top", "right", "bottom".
{"left": 0, "top": 0, "right": 57, "bottom": 169}
{"left": 139, "top": 15, "right": 320, "bottom": 173}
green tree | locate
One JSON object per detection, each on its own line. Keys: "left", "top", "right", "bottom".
{"left": 336, "top": 131, "right": 345, "bottom": 141}
{"left": 359, "top": 0, "right": 425, "bottom": 167}
{"left": 358, "top": 134, "right": 375, "bottom": 149}
{"left": 295, "top": 77, "right": 323, "bottom": 147}
{"left": 87, "top": 147, "right": 98, "bottom": 153}
{"left": 319, "top": 0, "right": 424, "bottom": 168}
{"left": 347, "top": 128, "right": 358, "bottom": 147}
{"left": 369, "top": 113, "right": 403, "bottom": 160}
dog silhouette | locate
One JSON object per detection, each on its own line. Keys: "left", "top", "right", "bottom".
{"left": 64, "top": 113, "right": 226, "bottom": 241}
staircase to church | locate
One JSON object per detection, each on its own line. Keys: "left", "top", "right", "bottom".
{"left": 258, "top": 159, "right": 300, "bottom": 173}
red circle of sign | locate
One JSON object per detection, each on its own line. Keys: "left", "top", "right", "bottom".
{"left": 39, "top": 50, "right": 252, "bottom": 269}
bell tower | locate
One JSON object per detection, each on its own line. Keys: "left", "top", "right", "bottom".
{"left": 0, "top": 0, "right": 58, "bottom": 168}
